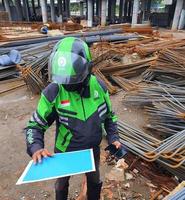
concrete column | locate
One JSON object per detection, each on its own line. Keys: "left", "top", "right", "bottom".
{"left": 111, "top": 0, "right": 116, "bottom": 23}
{"left": 101, "top": 0, "right": 107, "bottom": 26}
{"left": 87, "top": 0, "right": 93, "bottom": 27}
{"left": 58, "top": 0, "right": 63, "bottom": 22}
{"left": 147, "top": 0, "right": 151, "bottom": 13}
{"left": 132, "top": 0, "right": 139, "bottom": 26}
{"left": 140, "top": 0, "right": 145, "bottom": 21}
{"left": 178, "top": 9, "right": 185, "bottom": 30}
{"left": 128, "top": 0, "right": 132, "bottom": 17}
{"left": 92, "top": 0, "right": 95, "bottom": 21}
{"left": 38, "top": 0, "right": 40, "bottom": 7}
{"left": 108, "top": 0, "right": 111, "bottom": 21}
{"left": 96, "top": 0, "right": 101, "bottom": 17}
{"left": 23, "top": 0, "right": 30, "bottom": 21}
{"left": 85, "top": 0, "right": 88, "bottom": 20}
{"left": 119, "top": 0, "right": 125, "bottom": 18}
{"left": 50, "top": 0, "right": 55, "bottom": 22}
{"left": 80, "top": 1, "right": 84, "bottom": 16}
{"left": 124, "top": 0, "right": 128, "bottom": 17}
{"left": 2, "top": 0, "right": 5, "bottom": 11}
{"left": 40, "top": 0, "right": 48, "bottom": 23}
{"left": 31, "top": 0, "right": 36, "bottom": 17}
{"left": 15, "top": 0, "right": 23, "bottom": 20}
{"left": 172, "top": 0, "right": 184, "bottom": 30}
{"left": 65, "top": 0, "right": 70, "bottom": 18}
{"left": 4, "top": 0, "right": 12, "bottom": 21}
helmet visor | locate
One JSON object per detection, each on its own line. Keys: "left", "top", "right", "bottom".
{"left": 50, "top": 51, "right": 90, "bottom": 84}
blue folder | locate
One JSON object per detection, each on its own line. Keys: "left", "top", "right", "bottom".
{"left": 16, "top": 149, "right": 95, "bottom": 185}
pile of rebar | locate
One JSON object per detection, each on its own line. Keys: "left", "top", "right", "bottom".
{"left": 145, "top": 92, "right": 185, "bottom": 135}
{"left": 142, "top": 47, "right": 185, "bottom": 85}
{"left": 111, "top": 75, "right": 138, "bottom": 91}
{"left": 118, "top": 120, "right": 185, "bottom": 179}
{"left": 135, "top": 39, "right": 185, "bottom": 57}
{"left": 0, "top": 65, "right": 18, "bottom": 80}
{"left": 123, "top": 83, "right": 185, "bottom": 106}
{"left": 20, "top": 52, "right": 50, "bottom": 94}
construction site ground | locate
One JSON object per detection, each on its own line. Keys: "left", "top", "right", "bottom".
{"left": 0, "top": 85, "right": 151, "bottom": 200}
{"left": 2, "top": 28, "right": 185, "bottom": 200}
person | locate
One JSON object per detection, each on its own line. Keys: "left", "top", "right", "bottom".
{"left": 25, "top": 37, "right": 121, "bottom": 200}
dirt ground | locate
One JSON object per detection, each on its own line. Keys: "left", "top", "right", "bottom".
{"left": 0, "top": 85, "right": 151, "bottom": 200}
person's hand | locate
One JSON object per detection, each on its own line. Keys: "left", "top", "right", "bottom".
{"left": 32, "top": 149, "right": 52, "bottom": 164}
{"left": 112, "top": 141, "right": 122, "bottom": 149}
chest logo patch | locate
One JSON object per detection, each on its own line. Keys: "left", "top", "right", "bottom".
{"left": 61, "top": 100, "right": 70, "bottom": 107}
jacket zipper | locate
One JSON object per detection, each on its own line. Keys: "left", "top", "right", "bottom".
{"left": 81, "top": 96, "right": 86, "bottom": 120}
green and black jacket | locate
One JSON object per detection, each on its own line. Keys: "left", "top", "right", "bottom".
{"left": 25, "top": 75, "right": 119, "bottom": 156}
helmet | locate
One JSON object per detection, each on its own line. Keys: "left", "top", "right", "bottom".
{"left": 49, "top": 37, "right": 92, "bottom": 85}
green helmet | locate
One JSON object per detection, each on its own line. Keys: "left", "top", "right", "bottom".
{"left": 49, "top": 37, "right": 92, "bottom": 84}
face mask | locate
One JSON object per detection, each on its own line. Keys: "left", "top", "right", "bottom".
{"left": 63, "top": 83, "right": 83, "bottom": 92}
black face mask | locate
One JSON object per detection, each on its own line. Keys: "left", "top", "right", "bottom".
{"left": 63, "top": 75, "right": 90, "bottom": 97}
{"left": 63, "top": 83, "right": 83, "bottom": 92}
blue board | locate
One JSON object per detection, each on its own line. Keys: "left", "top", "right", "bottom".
{"left": 16, "top": 149, "right": 95, "bottom": 185}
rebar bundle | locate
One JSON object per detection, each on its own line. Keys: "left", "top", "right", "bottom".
{"left": 135, "top": 39, "right": 185, "bottom": 57}
{"left": 142, "top": 47, "right": 185, "bottom": 85}
{"left": 118, "top": 120, "right": 185, "bottom": 179}
{"left": 111, "top": 75, "right": 138, "bottom": 91}
{"left": 94, "top": 69, "right": 117, "bottom": 94}
{"left": 145, "top": 93, "right": 185, "bottom": 136}
{"left": 123, "top": 83, "right": 185, "bottom": 106}
{"left": 21, "top": 52, "right": 50, "bottom": 94}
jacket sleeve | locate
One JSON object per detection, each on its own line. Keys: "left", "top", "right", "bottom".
{"left": 97, "top": 78, "right": 120, "bottom": 144}
{"left": 25, "top": 83, "right": 59, "bottom": 156}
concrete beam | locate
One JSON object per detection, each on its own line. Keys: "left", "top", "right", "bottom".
{"left": 132, "top": 0, "right": 139, "bottom": 27}
{"left": 50, "top": 0, "right": 55, "bottom": 22}
{"left": 172, "top": 0, "right": 184, "bottom": 30}
{"left": 101, "top": 0, "right": 107, "bottom": 26}
{"left": 40, "top": 0, "right": 48, "bottom": 23}
{"left": 4, "top": 0, "right": 12, "bottom": 21}
{"left": 87, "top": 0, "right": 93, "bottom": 27}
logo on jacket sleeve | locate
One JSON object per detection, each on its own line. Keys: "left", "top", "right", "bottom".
{"left": 94, "top": 90, "right": 99, "bottom": 99}
{"left": 61, "top": 100, "right": 70, "bottom": 107}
